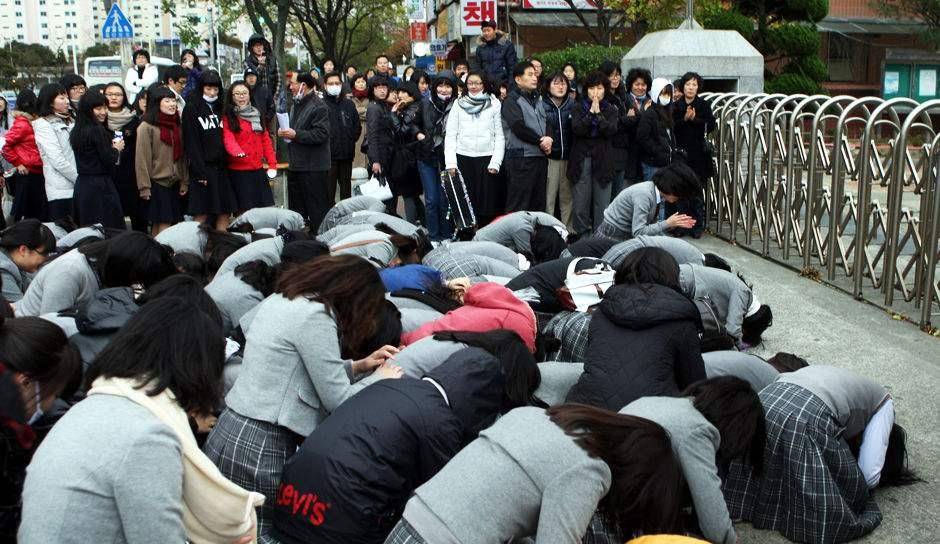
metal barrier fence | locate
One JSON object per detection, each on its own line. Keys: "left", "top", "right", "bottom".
{"left": 699, "top": 92, "right": 940, "bottom": 329}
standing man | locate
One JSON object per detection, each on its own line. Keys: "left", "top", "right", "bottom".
{"left": 502, "top": 61, "right": 551, "bottom": 213}
{"left": 322, "top": 71, "right": 361, "bottom": 203}
{"left": 163, "top": 65, "right": 189, "bottom": 114}
{"left": 474, "top": 20, "right": 517, "bottom": 84}
{"left": 277, "top": 73, "right": 331, "bottom": 227}
{"left": 244, "top": 67, "right": 274, "bottom": 128}
{"left": 374, "top": 54, "right": 399, "bottom": 82}
{"left": 245, "top": 34, "right": 280, "bottom": 100}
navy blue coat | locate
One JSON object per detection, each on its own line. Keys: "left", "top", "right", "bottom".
{"left": 473, "top": 31, "right": 517, "bottom": 83}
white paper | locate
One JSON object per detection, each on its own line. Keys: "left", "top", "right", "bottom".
{"left": 277, "top": 112, "right": 291, "bottom": 143}
{"left": 919, "top": 69, "right": 937, "bottom": 97}
{"left": 884, "top": 71, "right": 900, "bottom": 94}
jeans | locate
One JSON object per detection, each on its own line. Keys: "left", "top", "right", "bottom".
{"left": 609, "top": 170, "right": 626, "bottom": 205}
{"left": 641, "top": 162, "right": 660, "bottom": 181}
{"left": 417, "top": 160, "right": 451, "bottom": 240}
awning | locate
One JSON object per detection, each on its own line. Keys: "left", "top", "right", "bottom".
{"left": 817, "top": 17, "right": 926, "bottom": 35}
{"left": 510, "top": 11, "right": 611, "bottom": 27}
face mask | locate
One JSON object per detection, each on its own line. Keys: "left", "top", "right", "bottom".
{"left": 658, "top": 95, "right": 671, "bottom": 106}
{"left": 27, "top": 382, "right": 43, "bottom": 425}
{"left": 468, "top": 90, "right": 483, "bottom": 98}
{"left": 436, "top": 93, "right": 451, "bottom": 101}
{"left": 203, "top": 94, "right": 218, "bottom": 103}
{"left": 326, "top": 85, "right": 342, "bottom": 97}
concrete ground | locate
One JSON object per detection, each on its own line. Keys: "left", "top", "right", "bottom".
{"left": 689, "top": 235, "right": 940, "bottom": 544}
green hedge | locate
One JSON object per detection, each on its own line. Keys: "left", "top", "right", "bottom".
{"left": 701, "top": 9, "right": 754, "bottom": 40}
{"left": 539, "top": 44, "right": 631, "bottom": 76}
{"left": 766, "top": 22, "right": 820, "bottom": 57}
{"left": 765, "top": 72, "right": 822, "bottom": 95}
{"left": 786, "top": 0, "right": 829, "bottom": 23}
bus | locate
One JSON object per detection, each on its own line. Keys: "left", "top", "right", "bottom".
{"left": 83, "top": 55, "right": 177, "bottom": 88}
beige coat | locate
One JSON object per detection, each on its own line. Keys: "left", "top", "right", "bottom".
{"left": 135, "top": 121, "right": 189, "bottom": 197}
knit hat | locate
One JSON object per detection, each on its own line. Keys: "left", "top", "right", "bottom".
{"left": 398, "top": 81, "right": 421, "bottom": 101}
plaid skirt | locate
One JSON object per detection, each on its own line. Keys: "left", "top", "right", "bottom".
{"left": 203, "top": 409, "right": 304, "bottom": 539}
{"left": 595, "top": 221, "right": 630, "bottom": 241}
{"left": 722, "top": 382, "right": 882, "bottom": 544}
{"left": 545, "top": 311, "right": 592, "bottom": 363}
{"left": 383, "top": 519, "right": 428, "bottom": 544}
{"left": 581, "top": 509, "right": 627, "bottom": 544}
{"left": 423, "top": 249, "right": 518, "bottom": 281}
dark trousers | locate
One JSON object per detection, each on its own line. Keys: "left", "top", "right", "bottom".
{"left": 328, "top": 160, "right": 352, "bottom": 203}
{"left": 47, "top": 198, "right": 74, "bottom": 222}
{"left": 287, "top": 169, "right": 330, "bottom": 229}
{"left": 505, "top": 156, "right": 548, "bottom": 214}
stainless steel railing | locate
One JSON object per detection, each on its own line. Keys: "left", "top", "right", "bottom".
{"left": 699, "top": 92, "right": 940, "bottom": 329}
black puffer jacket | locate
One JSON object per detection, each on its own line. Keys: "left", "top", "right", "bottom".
{"left": 473, "top": 30, "right": 517, "bottom": 83}
{"left": 271, "top": 347, "right": 504, "bottom": 544}
{"left": 565, "top": 283, "right": 705, "bottom": 411}
{"left": 567, "top": 98, "right": 619, "bottom": 186}
{"left": 323, "top": 94, "right": 362, "bottom": 161}
{"left": 543, "top": 95, "right": 574, "bottom": 161}
{"left": 418, "top": 89, "right": 453, "bottom": 165}
{"left": 636, "top": 105, "right": 676, "bottom": 168}
{"left": 243, "top": 34, "right": 279, "bottom": 98}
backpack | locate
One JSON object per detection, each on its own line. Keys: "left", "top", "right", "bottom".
{"left": 694, "top": 294, "right": 736, "bottom": 352}
{"left": 555, "top": 257, "right": 615, "bottom": 312}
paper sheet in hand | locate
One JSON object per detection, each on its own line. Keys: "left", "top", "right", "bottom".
{"left": 277, "top": 113, "right": 291, "bottom": 142}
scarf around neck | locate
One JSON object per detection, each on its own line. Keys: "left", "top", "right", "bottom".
{"left": 457, "top": 93, "right": 490, "bottom": 115}
{"left": 157, "top": 112, "right": 183, "bottom": 161}
{"left": 235, "top": 104, "right": 263, "bottom": 132}
{"left": 352, "top": 87, "right": 369, "bottom": 99}
{"left": 52, "top": 111, "right": 72, "bottom": 125}
{"left": 107, "top": 107, "right": 135, "bottom": 131}
{"left": 581, "top": 98, "right": 608, "bottom": 137}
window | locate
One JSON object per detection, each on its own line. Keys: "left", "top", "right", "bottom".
{"left": 40, "top": 10, "right": 46, "bottom": 15}
{"left": 40, "top": 23, "right": 46, "bottom": 28}
{"left": 15, "top": 22, "right": 22, "bottom": 28}
{"left": 42, "top": 34, "right": 48, "bottom": 39}
{"left": 827, "top": 33, "right": 862, "bottom": 82}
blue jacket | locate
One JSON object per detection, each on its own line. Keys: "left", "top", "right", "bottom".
{"left": 380, "top": 264, "right": 443, "bottom": 293}
{"left": 542, "top": 95, "right": 574, "bottom": 161}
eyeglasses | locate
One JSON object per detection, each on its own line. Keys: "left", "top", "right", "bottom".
{"left": 232, "top": 91, "right": 250, "bottom": 96}
{"left": 466, "top": 80, "right": 484, "bottom": 87}
{"left": 104, "top": 92, "right": 123, "bottom": 98}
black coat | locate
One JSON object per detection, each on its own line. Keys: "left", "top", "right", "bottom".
{"left": 323, "top": 94, "right": 362, "bottom": 162}
{"left": 505, "top": 256, "right": 606, "bottom": 313}
{"left": 271, "top": 347, "right": 504, "bottom": 544}
{"left": 473, "top": 31, "right": 517, "bottom": 83}
{"left": 288, "top": 92, "right": 331, "bottom": 172}
{"left": 567, "top": 99, "right": 619, "bottom": 186}
{"left": 244, "top": 34, "right": 280, "bottom": 98}
{"left": 365, "top": 101, "right": 394, "bottom": 170}
{"left": 417, "top": 96, "right": 452, "bottom": 165}
{"left": 389, "top": 102, "right": 423, "bottom": 196}
{"left": 542, "top": 95, "right": 574, "bottom": 161}
{"left": 111, "top": 116, "right": 140, "bottom": 192}
{"left": 72, "top": 126, "right": 118, "bottom": 177}
{"left": 672, "top": 95, "right": 717, "bottom": 180}
{"left": 614, "top": 90, "right": 649, "bottom": 181}
{"left": 566, "top": 283, "right": 706, "bottom": 411}
{"left": 181, "top": 97, "right": 224, "bottom": 179}
{"left": 636, "top": 105, "right": 677, "bottom": 168}
{"left": 249, "top": 83, "right": 275, "bottom": 127}
{"left": 565, "top": 236, "right": 618, "bottom": 258}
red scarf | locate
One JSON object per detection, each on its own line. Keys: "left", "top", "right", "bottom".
{"left": 352, "top": 88, "right": 368, "bottom": 99}
{"left": 157, "top": 111, "right": 183, "bottom": 161}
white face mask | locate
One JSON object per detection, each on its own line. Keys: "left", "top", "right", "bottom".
{"left": 436, "top": 93, "right": 451, "bottom": 101}
{"left": 468, "top": 90, "right": 483, "bottom": 98}
{"left": 658, "top": 94, "right": 671, "bottom": 106}
{"left": 203, "top": 94, "right": 218, "bottom": 103}
{"left": 326, "top": 85, "right": 342, "bottom": 97}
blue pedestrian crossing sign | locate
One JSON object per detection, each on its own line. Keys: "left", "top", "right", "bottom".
{"left": 101, "top": 3, "right": 134, "bottom": 39}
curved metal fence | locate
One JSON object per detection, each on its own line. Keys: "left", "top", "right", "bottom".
{"left": 699, "top": 92, "right": 940, "bottom": 329}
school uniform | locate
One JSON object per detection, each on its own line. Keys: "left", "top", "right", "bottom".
{"left": 596, "top": 181, "right": 667, "bottom": 240}
{"left": 135, "top": 122, "right": 189, "bottom": 224}
{"left": 678, "top": 263, "right": 754, "bottom": 342}
{"left": 182, "top": 96, "right": 236, "bottom": 216}
{"left": 330, "top": 230, "right": 398, "bottom": 268}
{"left": 205, "top": 270, "right": 264, "bottom": 336}
{"left": 602, "top": 235, "right": 705, "bottom": 269}
{"left": 229, "top": 207, "right": 305, "bottom": 232}
{"left": 472, "top": 211, "right": 566, "bottom": 256}
{"left": 222, "top": 116, "right": 277, "bottom": 211}
{"left": 388, "top": 407, "right": 611, "bottom": 543}
{"left": 0, "top": 250, "right": 30, "bottom": 302}
{"left": 71, "top": 127, "right": 123, "bottom": 229}
{"left": 703, "top": 351, "right": 779, "bottom": 392}
{"left": 724, "top": 366, "right": 889, "bottom": 543}
{"left": 422, "top": 246, "right": 520, "bottom": 283}
{"left": 317, "top": 195, "right": 386, "bottom": 234}
{"left": 204, "top": 294, "right": 387, "bottom": 538}
{"left": 14, "top": 249, "right": 99, "bottom": 317}
{"left": 216, "top": 235, "right": 285, "bottom": 276}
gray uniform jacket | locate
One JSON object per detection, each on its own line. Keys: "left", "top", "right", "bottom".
{"left": 337, "top": 210, "right": 419, "bottom": 236}
{"left": 205, "top": 271, "right": 262, "bottom": 336}
{"left": 534, "top": 362, "right": 583, "bottom": 406}
{"left": 778, "top": 365, "right": 889, "bottom": 438}
{"left": 603, "top": 235, "right": 704, "bottom": 268}
{"left": 225, "top": 293, "right": 384, "bottom": 436}
{"left": 230, "top": 207, "right": 305, "bottom": 232}
{"left": 19, "top": 395, "right": 185, "bottom": 543}
{"left": 318, "top": 195, "right": 385, "bottom": 234}
{"left": 403, "top": 407, "right": 611, "bottom": 543}
{"left": 155, "top": 221, "right": 205, "bottom": 257}
{"left": 601, "top": 181, "right": 668, "bottom": 239}
{"left": 392, "top": 337, "right": 467, "bottom": 378}
{"left": 330, "top": 230, "right": 397, "bottom": 268}
{"left": 0, "top": 250, "right": 29, "bottom": 302}
{"left": 679, "top": 263, "right": 753, "bottom": 341}
{"left": 620, "top": 396, "right": 736, "bottom": 544}
{"left": 56, "top": 225, "right": 105, "bottom": 251}
{"left": 473, "top": 211, "right": 565, "bottom": 256}
{"left": 15, "top": 249, "right": 99, "bottom": 317}
{"left": 703, "top": 351, "right": 779, "bottom": 392}
{"left": 215, "top": 236, "right": 285, "bottom": 276}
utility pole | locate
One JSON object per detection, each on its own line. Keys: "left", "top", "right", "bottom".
{"left": 208, "top": 3, "right": 217, "bottom": 67}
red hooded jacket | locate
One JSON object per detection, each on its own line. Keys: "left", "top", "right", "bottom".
{"left": 222, "top": 116, "right": 277, "bottom": 171}
{"left": 1, "top": 114, "right": 43, "bottom": 174}
{"left": 401, "top": 282, "right": 538, "bottom": 352}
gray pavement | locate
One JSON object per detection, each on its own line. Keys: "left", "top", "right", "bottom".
{"left": 689, "top": 235, "right": 940, "bottom": 544}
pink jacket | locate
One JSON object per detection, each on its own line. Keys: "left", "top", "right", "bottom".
{"left": 401, "top": 282, "right": 537, "bottom": 352}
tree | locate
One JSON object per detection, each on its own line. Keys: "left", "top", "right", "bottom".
{"left": 559, "top": 0, "right": 686, "bottom": 46}
{"left": 872, "top": 0, "right": 940, "bottom": 48}
{"left": 0, "top": 41, "right": 66, "bottom": 89}
{"left": 702, "top": 0, "right": 829, "bottom": 94}
{"left": 83, "top": 43, "right": 118, "bottom": 58}
{"left": 289, "top": 0, "right": 406, "bottom": 69}
{"left": 175, "top": 14, "right": 204, "bottom": 48}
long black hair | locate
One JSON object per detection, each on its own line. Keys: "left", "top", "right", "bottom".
{"left": 235, "top": 240, "right": 329, "bottom": 296}
{"left": 142, "top": 87, "right": 176, "bottom": 126}
{"left": 37, "top": 83, "right": 68, "bottom": 118}
{"left": 104, "top": 82, "right": 131, "bottom": 110}
{"left": 614, "top": 247, "right": 681, "bottom": 291}
{"left": 222, "top": 81, "right": 252, "bottom": 134}
{"left": 69, "top": 90, "right": 111, "bottom": 151}
{"left": 180, "top": 49, "right": 203, "bottom": 71}
{"left": 0, "top": 314, "right": 82, "bottom": 401}
{"left": 79, "top": 231, "right": 176, "bottom": 288}
{"left": 14, "top": 89, "right": 38, "bottom": 117}
{"left": 881, "top": 423, "right": 921, "bottom": 487}
{"left": 0, "top": 219, "right": 54, "bottom": 253}
{"left": 86, "top": 297, "right": 225, "bottom": 415}
{"left": 432, "top": 329, "right": 541, "bottom": 409}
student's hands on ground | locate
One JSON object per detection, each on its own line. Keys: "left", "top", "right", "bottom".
{"left": 666, "top": 213, "right": 696, "bottom": 229}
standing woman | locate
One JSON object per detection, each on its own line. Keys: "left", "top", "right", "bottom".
{"left": 365, "top": 76, "right": 395, "bottom": 203}
{"left": 417, "top": 70, "right": 456, "bottom": 241}
{"left": 636, "top": 78, "right": 677, "bottom": 181}
{"left": 622, "top": 68, "right": 652, "bottom": 186}
{"left": 222, "top": 82, "right": 277, "bottom": 215}
{"left": 32, "top": 83, "right": 77, "bottom": 222}
{"left": 542, "top": 72, "right": 574, "bottom": 228}
{"left": 179, "top": 49, "right": 203, "bottom": 100}
{"left": 103, "top": 83, "right": 146, "bottom": 232}
{"left": 563, "top": 63, "right": 578, "bottom": 97}
{"left": 123, "top": 49, "right": 157, "bottom": 103}
{"left": 204, "top": 255, "right": 404, "bottom": 538}
{"left": 388, "top": 81, "right": 425, "bottom": 224}
{"left": 70, "top": 91, "right": 125, "bottom": 229}
{"left": 599, "top": 61, "right": 631, "bottom": 198}
{"left": 350, "top": 74, "right": 370, "bottom": 168}
{"left": 672, "top": 72, "right": 716, "bottom": 238}
{"left": 183, "top": 71, "right": 236, "bottom": 230}
{"left": 568, "top": 71, "right": 619, "bottom": 237}
{"left": 136, "top": 87, "right": 189, "bottom": 235}
{"left": 1, "top": 90, "right": 48, "bottom": 221}
{"left": 443, "top": 70, "right": 504, "bottom": 225}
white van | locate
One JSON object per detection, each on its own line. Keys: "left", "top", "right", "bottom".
{"left": 83, "top": 55, "right": 177, "bottom": 88}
